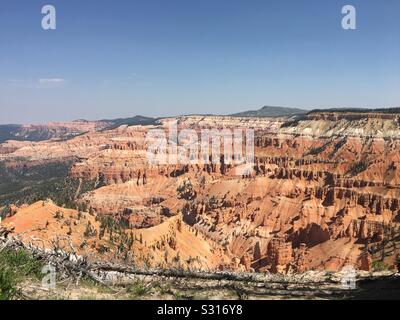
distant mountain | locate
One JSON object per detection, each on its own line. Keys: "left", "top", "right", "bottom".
{"left": 231, "top": 106, "right": 308, "bottom": 118}
{"left": 0, "top": 125, "right": 24, "bottom": 143}
{"left": 0, "top": 121, "right": 111, "bottom": 144}
{"left": 0, "top": 116, "right": 157, "bottom": 143}
{"left": 308, "top": 107, "right": 400, "bottom": 114}
{"left": 101, "top": 115, "right": 157, "bottom": 130}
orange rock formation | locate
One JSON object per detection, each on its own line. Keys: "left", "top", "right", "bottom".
{"left": 2, "top": 112, "right": 400, "bottom": 273}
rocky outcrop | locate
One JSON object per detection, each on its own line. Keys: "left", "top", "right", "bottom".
{"left": 2, "top": 113, "right": 400, "bottom": 274}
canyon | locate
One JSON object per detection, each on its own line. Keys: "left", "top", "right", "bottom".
{"left": 1, "top": 110, "right": 400, "bottom": 275}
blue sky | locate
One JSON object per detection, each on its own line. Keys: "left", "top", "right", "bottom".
{"left": 0, "top": 0, "right": 399, "bottom": 124}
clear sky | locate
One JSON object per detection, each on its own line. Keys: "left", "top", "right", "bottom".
{"left": 0, "top": 0, "right": 399, "bottom": 124}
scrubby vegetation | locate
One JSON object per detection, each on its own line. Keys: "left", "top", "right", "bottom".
{"left": 348, "top": 160, "right": 368, "bottom": 176}
{"left": 0, "top": 160, "right": 97, "bottom": 209}
{"left": 206, "top": 196, "right": 219, "bottom": 211}
{"left": 328, "top": 138, "right": 347, "bottom": 159}
{"left": 305, "top": 141, "right": 331, "bottom": 156}
{"left": 177, "top": 179, "right": 196, "bottom": 200}
{"left": 96, "top": 215, "right": 134, "bottom": 258}
{"left": 0, "top": 205, "right": 10, "bottom": 219}
{"left": 371, "top": 260, "right": 391, "bottom": 272}
{"left": 127, "top": 279, "right": 151, "bottom": 298}
{"left": 0, "top": 248, "right": 44, "bottom": 300}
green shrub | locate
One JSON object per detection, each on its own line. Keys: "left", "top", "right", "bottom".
{"left": 0, "top": 249, "right": 44, "bottom": 300}
{"left": 371, "top": 260, "right": 390, "bottom": 272}
{"left": 348, "top": 161, "right": 368, "bottom": 176}
{"left": 329, "top": 138, "right": 347, "bottom": 158}
{"left": 305, "top": 141, "right": 330, "bottom": 156}
{"left": 0, "top": 249, "right": 43, "bottom": 279}
{"left": 127, "top": 280, "right": 150, "bottom": 299}
{"left": 177, "top": 180, "right": 196, "bottom": 200}
{"left": 0, "top": 268, "right": 18, "bottom": 300}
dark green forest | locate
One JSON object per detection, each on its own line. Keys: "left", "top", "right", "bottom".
{"left": 0, "top": 160, "right": 97, "bottom": 212}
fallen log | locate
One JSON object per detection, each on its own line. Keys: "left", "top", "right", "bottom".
{"left": 0, "top": 226, "right": 397, "bottom": 295}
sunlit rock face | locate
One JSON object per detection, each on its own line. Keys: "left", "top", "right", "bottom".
{"left": 2, "top": 112, "right": 400, "bottom": 273}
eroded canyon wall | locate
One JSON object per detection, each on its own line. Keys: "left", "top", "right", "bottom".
{"left": 2, "top": 113, "right": 400, "bottom": 273}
